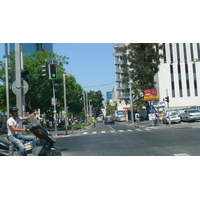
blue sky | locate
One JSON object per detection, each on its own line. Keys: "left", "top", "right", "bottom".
{"left": 0, "top": 43, "right": 116, "bottom": 101}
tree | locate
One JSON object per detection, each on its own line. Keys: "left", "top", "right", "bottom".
{"left": 123, "top": 43, "right": 163, "bottom": 109}
{"left": 87, "top": 90, "right": 104, "bottom": 117}
{"left": 0, "top": 50, "right": 80, "bottom": 114}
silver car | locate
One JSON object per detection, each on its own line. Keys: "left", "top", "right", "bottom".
{"left": 181, "top": 109, "right": 200, "bottom": 122}
{"left": 163, "top": 111, "right": 181, "bottom": 124}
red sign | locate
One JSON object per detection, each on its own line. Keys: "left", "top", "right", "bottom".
{"left": 143, "top": 89, "right": 159, "bottom": 101}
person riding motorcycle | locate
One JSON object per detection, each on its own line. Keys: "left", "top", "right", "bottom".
{"left": 7, "top": 107, "right": 38, "bottom": 156}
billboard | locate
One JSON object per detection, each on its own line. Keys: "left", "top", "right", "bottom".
{"left": 143, "top": 89, "right": 159, "bottom": 101}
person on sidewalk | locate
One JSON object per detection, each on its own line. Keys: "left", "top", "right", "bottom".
{"left": 135, "top": 112, "right": 140, "bottom": 128}
{"left": 7, "top": 107, "right": 38, "bottom": 156}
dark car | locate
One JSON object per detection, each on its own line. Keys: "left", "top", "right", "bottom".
{"left": 104, "top": 117, "right": 115, "bottom": 125}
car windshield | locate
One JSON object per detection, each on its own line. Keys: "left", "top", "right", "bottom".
{"left": 189, "top": 110, "right": 200, "bottom": 113}
{"left": 170, "top": 112, "right": 178, "bottom": 116}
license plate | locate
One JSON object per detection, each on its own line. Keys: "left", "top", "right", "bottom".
{"left": 171, "top": 116, "right": 176, "bottom": 118}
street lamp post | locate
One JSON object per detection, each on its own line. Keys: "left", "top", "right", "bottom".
{"left": 129, "top": 68, "right": 134, "bottom": 125}
{"left": 63, "top": 73, "right": 71, "bottom": 135}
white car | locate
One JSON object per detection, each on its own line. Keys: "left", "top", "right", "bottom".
{"left": 96, "top": 117, "right": 103, "bottom": 123}
{"left": 163, "top": 111, "right": 181, "bottom": 124}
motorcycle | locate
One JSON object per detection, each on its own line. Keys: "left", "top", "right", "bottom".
{"left": 0, "top": 115, "right": 62, "bottom": 156}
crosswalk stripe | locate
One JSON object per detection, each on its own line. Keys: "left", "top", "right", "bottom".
{"left": 82, "top": 128, "right": 155, "bottom": 135}
{"left": 173, "top": 153, "right": 191, "bottom": 156}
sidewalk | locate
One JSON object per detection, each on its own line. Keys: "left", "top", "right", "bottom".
{"left": 125, "top": 120, "right": 200, "bottom": 129}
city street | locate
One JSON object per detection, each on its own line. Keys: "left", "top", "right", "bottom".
{"left": 54, "top": 121, "right": 200, "bottom": 156}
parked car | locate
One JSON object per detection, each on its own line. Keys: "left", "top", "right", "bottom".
{"left": 117, "top": 116, "right": 126, "bottom": 122}
{"left": 181, "top": 109, "right": 200, "bottom": 122}
{"left": 104, "top": 117, "right": 115, "bottom": 125}
{"left": 163, "top": 111, "right": 181, "bottom": 124}
{"left": 190, "top": 106, "right": 200, "bottom": 111}
{"left": 113, "top": 117, "right": 118, "bottom": 121}
{"left": 96, "top": 117, "right": 103, "bottom": 123}
{"left": 175, "top": 108, "right": 186, "bottom": 118}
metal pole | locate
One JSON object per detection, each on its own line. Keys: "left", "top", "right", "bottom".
{"left": 129, "top": 78, "right": 134, "bottom": 125}
{"left": 52, "top": 79, "right": 57, "bottom": 134}
{"left": 15, "top": 43, "right": 22, "bottom": 127}
{"left": 166, "top": 89, "right": 171, "bottom": 126}
{"left": 20, "top": 45, "right": 26, "bottom": 133}
{"left": 63, "top": 73, "right": 68, "bottom": 135}
{"left": 5, "top": 43, "right": 9, "bottom": 117}
{"left": 86, "top": 91, "right": 88, "bottom": 123}
{"left": 83, "top": 91, "right": 86, "bottom": 123}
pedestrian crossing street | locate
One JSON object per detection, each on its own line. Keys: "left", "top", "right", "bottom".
{"left": 82, "top": 126, "right": 160, "bottom": 135}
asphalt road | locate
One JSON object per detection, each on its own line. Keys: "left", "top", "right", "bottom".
{"left": 54, "top": 121, "right": 200, "bottom": 156}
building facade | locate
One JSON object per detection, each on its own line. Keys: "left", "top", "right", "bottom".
{"left": 106, "top": 91, "right": 112, "bottom": 100}
{"left": 113, "top": 44, "right": 129, "bottom": 100}
{"left": 113, "top": 43, "right": 200, "bottom": 110}
{"left": 156, "top": 43, "right": 200, "bottom": 109}
{"left": 10, "top": 43, "right": 53, "bottom": 55}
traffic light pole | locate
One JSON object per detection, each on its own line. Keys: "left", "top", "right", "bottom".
{"left": 52, "top": 79, "right": 57, "bottom": 134}
{"left": 166, "top": 89, "right": 171, "bottom": 126}
{"left": 15, "top": 44, "right": 22, "bottom": 126}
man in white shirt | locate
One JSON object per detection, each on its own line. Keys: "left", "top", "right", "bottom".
{"left": 7, "top": 107, "right": 38, "bottom": 156}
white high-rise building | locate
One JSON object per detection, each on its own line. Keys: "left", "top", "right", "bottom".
{"left": 156, "top": 43, "right": 200, "bottom": 109}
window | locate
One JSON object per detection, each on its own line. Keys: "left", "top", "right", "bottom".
{"left": 193, "top": 63, "right": 198, "bottom": 96}
{"left": 170, "top": 43, "right": 173, "bottom": 63}
{"left": 170, "top": 64, "right": 175, "bottom": 97}
{"left": 163, "top": 43, "right": 166, "bottom": 63}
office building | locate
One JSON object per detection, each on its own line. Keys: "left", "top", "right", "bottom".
{"left": 155, "top": 43, "right": 200, "bottom": 109}
{"left": 106, "top": 91, "right": 112, "bottom": 100}
{"left": 9, "top": 43, "right": 53, "bottom": 55}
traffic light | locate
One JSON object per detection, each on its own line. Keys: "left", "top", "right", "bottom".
{"left": 49, "top": 64, "right": 57, "bottom": 79}
{"left": 41, "top": 62, "right": 49, "bottom": 78}
{"left": 164, "top": 96, "right": 169, "bottom": 103}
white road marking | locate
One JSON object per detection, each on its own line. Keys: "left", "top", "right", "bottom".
{"left": 83, "top": 132, "right": 88, "bottom": 135}
{"left": 118, "top": 130, "right": 124, "bottom": 132}
{"left": 127, "top": 129, "right": 133, "bottom": 132}
{"left": 173, "top": 153, "right": 191, "bottom": 156}
{"left": 92, "top": 132, "right": 97, "bottom": 134}
{"left": 144, "top": 128, "right": 151, "bottom": 131}
{"left": 111, "top": 130, "right": 115, "bottom": 133}
{"left": 108, "top": 125, "right": 116, "bottom": 132}
{"left": 101, "top": 131, "right": 106, "bottom": 133}
{"left": 135, "top": 129, "right": 142, "bottom": 131}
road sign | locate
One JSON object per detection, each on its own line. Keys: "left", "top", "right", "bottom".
{"left": 50, "top": 59, "right": 55, "bottom": 64}
{"left": 12, "top": 80, "right": 29, "bottom": 95}
{"left": 148, "top": 105, "right": 155, "bottom": 110}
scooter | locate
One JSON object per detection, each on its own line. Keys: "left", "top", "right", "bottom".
{"left": 0, "top": 115, "right": 62, "bottom": 156}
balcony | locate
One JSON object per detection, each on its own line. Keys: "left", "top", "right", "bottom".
{"left": 115, "top": 60, "right": 124, "bottom": 65}
{"left": 113, "top": 52, "right": 124, "bottom": 57}
{"left": 116, "top": 86, "right": 128, "bottom": 91}
{"left": 115, "top": 68, "right": 123, "bottom": 74}
{"left": 118, "top": 94, "right": 129, "bottom": 100}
